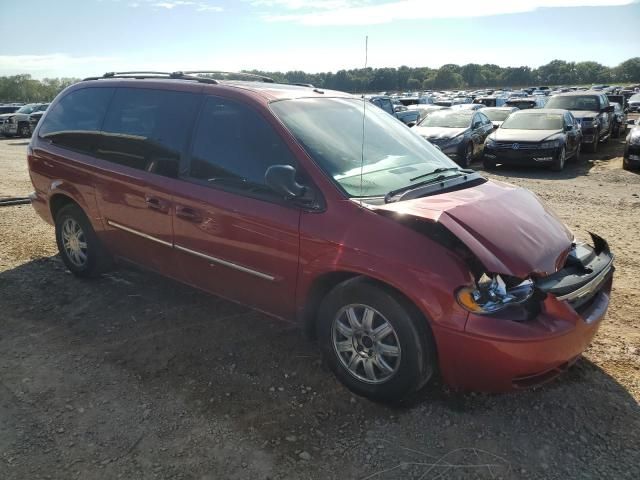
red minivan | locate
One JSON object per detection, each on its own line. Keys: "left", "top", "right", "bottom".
{"left": 28, "top": 72, "right": 614, "bottom": 401}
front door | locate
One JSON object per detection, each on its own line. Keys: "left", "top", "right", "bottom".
{"left": 171, "top": 95, "right": 301, "bottom": 319}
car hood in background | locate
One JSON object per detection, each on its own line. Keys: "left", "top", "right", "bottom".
{"left": 568, "top": 110, "right": 599, "bottom": 120}
{"left": 491, "top": 129, "right": 562, "bottom": 143}
{"left": 374, "top": 180, "right": 573, "bottom": 278}
{"left": 413, "top": 126, "right": 468, "bottom": 140}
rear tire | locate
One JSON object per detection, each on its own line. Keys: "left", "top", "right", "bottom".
{"left": 55, "top": 204, "right": 111, "bottom": 278}
{"left": 317, "top": 279, "right": 435, "bottom": 403}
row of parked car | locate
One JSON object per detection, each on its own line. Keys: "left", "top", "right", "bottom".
{"left": 369, "top": 89, "right": 638, "bottom": 172}
{"left": 0, "top": 102, "right": 50, "bottom": 137}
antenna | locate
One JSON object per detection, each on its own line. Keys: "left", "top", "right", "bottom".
{"left": 359, "top": 35, "right": 368, "bottom": 206}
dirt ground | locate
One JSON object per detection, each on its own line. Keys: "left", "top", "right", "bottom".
{"left": 1, "top": 127, "right": 639, "bottom": 480}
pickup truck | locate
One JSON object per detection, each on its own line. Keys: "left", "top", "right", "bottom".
{"left": 544, "top": 92, "right": 614, "bottom": 152}
{"left": 368, "top": 96, "right": 420, "bottom": 126}
{"left": 0, "top": 103, "right": 49, "bottom": 137}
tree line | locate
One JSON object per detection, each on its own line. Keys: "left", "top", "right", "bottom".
{"left": 1, "top": 57, "right": 639, "bottom": 102}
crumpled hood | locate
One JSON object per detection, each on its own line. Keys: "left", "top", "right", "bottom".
{"left": 569, "top": 110, "right": 598, "bottom": 120}
{"left": 374, "top": 180, "right": 573, "bottom": 278}
{"left": 413, "top": 126, "right": 467, "bottom": 140}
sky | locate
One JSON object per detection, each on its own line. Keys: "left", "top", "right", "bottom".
{"left": 0, "top": 0, "right": 639, "bottom": 79}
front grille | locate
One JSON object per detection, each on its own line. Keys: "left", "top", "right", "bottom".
{"left": 493, "top": 142, "right": 543, "bottom": 150}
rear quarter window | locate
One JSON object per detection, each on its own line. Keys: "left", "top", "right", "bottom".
{"left": 38, "top": 87, "right": 114, "bottom": 153}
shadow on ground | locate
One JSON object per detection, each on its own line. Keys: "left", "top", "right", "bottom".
{"left": 1, "top": 257, "right": 639, "bottom": 479}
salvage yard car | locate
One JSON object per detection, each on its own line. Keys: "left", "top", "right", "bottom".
{"left": 483, "top": 109, "right": 582, "bottom": 171}
{"left": 413, "top": 108, "right": 493, "bottom": 167}
{"left": 368, "top": 95, "right": 420, "bottom": 126}
{"left": 544, "top": 92, "right": 613, "bottom": 152}
{"left": 0, "top": 102, "right": 49, "bottom": 137}
{"left": 482, "top": 106, "right": 519, "bottom": 129}
{"left": 27, "top": 72, "right": 615, "bottom": 402}
{"left": 623, "top": 118, "right": 640, "bottom": 171}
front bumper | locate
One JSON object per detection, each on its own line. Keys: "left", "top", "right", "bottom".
{"left": 435, "top": 235, "right": 614, "bottom": 392}
{"left": 624, "top": 144, "right": 640, "bottom": 168}
{"left": 484, "top": 146, "right": 559, "bottom": 165}
{"left": 0, "top": 122, "right": 18, "bottom": 135}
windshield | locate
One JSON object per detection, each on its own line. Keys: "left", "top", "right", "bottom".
{"left": 483, "top": 109, "right": 513, "bottom": 121}
{"left": 501, "top": 113, "right": 563, "bottom": 130}
{"left": 16, "top": 104, "right": 36, "bottom": 114}
{"left": 545, "top": 95, "right": 599, "bottom": 111}
{"left": 419, "top": 110, "right": 472, "bottom": 128}
{"left": 270, "top": 98, "right": 458, "bottom": 198}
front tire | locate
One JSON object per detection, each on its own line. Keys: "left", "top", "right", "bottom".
{"left": 55, "top": 204, "right": 111, "bottom": 278}
{"left": 317, "top": 279, "right": 435, "bottom": 402}
{"left": 588, "top": 131, "right": 599, "bottom": 153}
{"left": 18, "top": 122, "right": 31, "bottom": 138}
{"left": 551, "top": 146, "right": 566, "bottom": 171}
{"left": 461, "top": 142, "right": 473, "bottom": 168}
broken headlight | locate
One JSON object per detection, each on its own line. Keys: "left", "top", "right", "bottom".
{"left": 456, "top": 274, "right": 534, "bottom": 314}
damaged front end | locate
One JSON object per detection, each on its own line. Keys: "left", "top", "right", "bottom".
{"left": 535, "top": 232, "right": 614, "bottom": 312}
{"left": 455, "top": 232, "right": 614, "bottom": 320}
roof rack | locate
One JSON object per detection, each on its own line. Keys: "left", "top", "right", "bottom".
{"left": 82, "top": 70, "right": 275, "bottom": 84}
{"left": 179, "top": 71, "right": 275, "bottom": 83}
{"left": 82, "top": 71, "right": 219, "bottom": 84}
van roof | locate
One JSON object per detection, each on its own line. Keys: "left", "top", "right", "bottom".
{"left": 80, "top": 73, "right": 352, "bottom": 102}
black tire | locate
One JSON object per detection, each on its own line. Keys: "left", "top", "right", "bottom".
{"left": 483, "top": 157, "right": 497, "bottom": 169}
{"left": 573, "top": 142, "right": 581, "bottom": 163}
{"left": 317, "top": 279, "right": 436, "bottom": 403}
{"left": 461, "top": 142, "right": 473, "bottom": 168}
{"left": 18, "top": 122, "right": 31, "bottom": 138}
{"left": 551, "top": 146, "right": 566, "bottom": 172}
{"left": 55, "top": 203, "right": 111, "bottom": 278}
{"left": 588, "top": 131, "right": 599, "bottom": 153}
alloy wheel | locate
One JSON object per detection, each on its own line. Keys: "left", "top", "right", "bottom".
{"left": 61, "top": 217, "right": 88, "bottom": 267}
{"left": 332, "top": 304, "right": 401, "bottom": 384}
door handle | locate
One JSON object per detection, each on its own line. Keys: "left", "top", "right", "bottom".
{"left": 145, "top": 195, "right": 170, "bottom": 213}
{"left": 176, "top": 205, "right": 202, "bottom": 222}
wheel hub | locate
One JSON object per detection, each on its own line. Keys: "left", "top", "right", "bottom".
{"left": 332, "top": 304, "right": 402, "bottom": 384}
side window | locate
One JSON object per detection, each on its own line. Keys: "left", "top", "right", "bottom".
{"left": 188, "top": 96, "right": 296, "bottom": 188}
{"left": 96, "top": 88, "right": 199, "bottom": 178}
{"left": 479, "top": 113, "right": 491, "bottom": 125}
{"left": 38, "top": 87, "right": 113, "bottom": 154}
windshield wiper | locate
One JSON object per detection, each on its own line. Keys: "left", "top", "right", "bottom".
{"left": 384, "top": 168, "right": 476, "bottom": 204}
{"left": 410, "top": 167, "right": 463, "bottom": 182}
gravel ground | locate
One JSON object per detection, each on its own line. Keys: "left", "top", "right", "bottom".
{"left": 1, "top": 129, "right": 639, "bottom": 480}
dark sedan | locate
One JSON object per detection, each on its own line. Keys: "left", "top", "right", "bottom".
{"left": 413, "top": 109, "right": 493, "bottom": 167}
{"left": 483, "top": 109, "right": 582, "bottom": 172}
{"left": 624, "top": 119, "right": 640, "bottom": 171}
{"left": 482, "top": 106, "right": 519, "bottom": 129}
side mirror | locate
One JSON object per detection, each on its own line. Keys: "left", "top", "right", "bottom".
{"left": 565, "top": 124, "right": 573, "bottom": 131}
{"left": 265, "top": 165, "right": 306, "bottom": 199}
{"left": 602, "top": 105, "right": 614, "bottom": 113}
